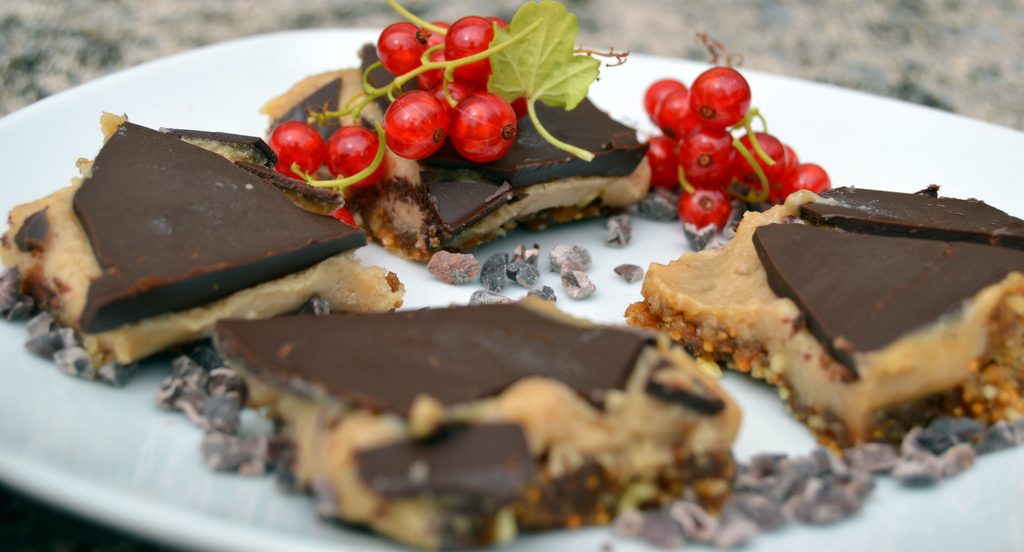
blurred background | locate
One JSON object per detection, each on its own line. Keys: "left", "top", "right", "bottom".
{"left": 2, "top": 0, "right": 1023, "bottom": 129}
{"left": 0, "top": 0, "right": 1022, "bottom": 550}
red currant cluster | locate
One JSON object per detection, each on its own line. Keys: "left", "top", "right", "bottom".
{"left": 376, "top": 16, "right": 521, "bottom": 163}
{"left": 266, "top": 14, "right": 527, "bottom": 198}
{"left": 642, "top": 67, "right": 831, "bottom": 230}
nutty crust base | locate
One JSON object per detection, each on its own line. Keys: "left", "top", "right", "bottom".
{"left": 627, "top": 297, "right": 1024, "bottom": 449}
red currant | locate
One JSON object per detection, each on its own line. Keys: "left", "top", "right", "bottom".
{"left": 430, "top": 79, "right": 481, "bottom": 113}
{"left": 689, "top": 67, "right": 751, "bottom": 129}
{"left": 644, "top": 79, "right": 687, "bottom": 123}
{"left": 445, "top": 16, "right": 495, "bottom": 85}
{"left": 417, "top": 48, "right": 446, "bottom": 90}
{"left": 780, "top": 163, "right": 831, "bottom": 198}
{"left": 511, "top": 97, "right": 527, "bottom": 119}
{"left": 325, "top": 126, "right": 384, "bottom": 188}
{"left": 732, "top": 132, "right": 787, "bottom": 188}
{"left": 645, "top": 135, "right": 678, "bottom": 189}
{"left": 449, "top": 92, "right": 517, "bottom": 163}
{"left": 678, "top": 127, "right": 735, "bottom": 190}
{"left": 268, "top": 121, "right": 327, "bottom": 178}
{"left": 771, "top": 144, "right": 800, "bottom": 203}
{"left": 654, "top": 89, "right": 691, "bottom": 138}
{"left": 678, "top": 188, "right": 732, "bottom": 229}
{"left": 384, "top": 90, "right": 450, "bottom": 160}
{"left": 377, "top": 22, "right": 428, "bottom": 76}
{"left": 330, "top": 206, "right": 356, "bottom": 226}
{"left": 423, "top": 21, "right": 449, "bottom": 47}
{"left": 782, "top": 144, "right": 800, "bottom": 175}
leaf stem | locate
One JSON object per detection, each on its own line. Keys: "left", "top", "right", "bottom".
{"left": 527, "top": 99, "right": 594, "bottom": 162}
{"left": 293, "top": 124, "right": 388, "bottom": 190}
{"left": 730, "top": 138, "right": 769, "bottom": 203}
{"left": 385, "top": 0, "right": 448, "bottom": 35}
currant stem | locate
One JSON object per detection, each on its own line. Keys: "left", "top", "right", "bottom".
{"left": 318, "top": 19, "right": 542, "bottom": 123}
{"left": 728, "top": 107, "right": 774, "bottom": 165}
{"left": 293, "top": 124, "right": 388, "bottom": 190}
{"left": 731, "top": 138, "right": 769, "bottom": 203}
{"left": 442, "top": 79, "right": 457, "bottom": 107}
{"left": 362, "top": 61, "right": 383, "bottom": 95}
{"left": 527, "top": 99, "right": 595, "bottom": 162}
{"left": 385, "top": 0, "right": 447, "bottom": 35}
{"left": 677, "top": 166, "right": 696, "bottom": 194}
{"left": 420, "top": 43, "right": 444, "bottom": 65}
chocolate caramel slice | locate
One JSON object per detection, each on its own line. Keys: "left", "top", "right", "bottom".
{"left": 73, "top": 122, "right": 366, "bottom": 332}
{"left": 753, "top": 222, "right": 1024, "bottom": 374}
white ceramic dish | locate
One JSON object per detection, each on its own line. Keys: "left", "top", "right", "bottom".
{"left": 0, "top": 29, "right": 1022, "bottom": 552}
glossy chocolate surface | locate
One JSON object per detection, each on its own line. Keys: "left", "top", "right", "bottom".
{"left": 356, "top": 423, "right": 535, "bottom": 501}
{"left": 753, "top": 223, "right": 1024, "bottom": 374}
{"left": 14, "top": 208, "right": 48, "bottom": 253}
{"left": 423, "top": 171, "right": 513, "bottom": 235}
{"left": 73, "top": 122, "right": 365, "bottom": 333}
{"left": 215, "top": 303, "right": 652, "bottom": 415}
{"left": 802, "top": 187, "right": 1024, "bottom": 249}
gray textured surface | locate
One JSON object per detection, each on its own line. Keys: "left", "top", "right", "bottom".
{"left": 1, "top": 0, "right": 1023, "bottom": 129}
{"left": 0, "top": 0, "right": 1022, "bottom": 550}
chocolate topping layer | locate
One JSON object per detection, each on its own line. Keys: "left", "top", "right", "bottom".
{"left": 73, "top": 122, "right": 365, "bottom": 333}
{"left": 14, "top": 208, "right": 48, "bottom": 253}
{"left": 645, "top": 362, "right": 725, "bottom": 415}
{"left": 215, "top": 303, "right": 652, "bottom": 415}
{"left": 161, "top": 128, "right": 277, "bottom": 167}
{"left": 801, "top": 187, "right": 1024, "bottom": 249}
{"left": 360, "top": 45, "right": 647, "bottom": 188}
{"left": 235, "top": 162, "right": 342, "bottom": 207}
{"left": 753, "top": 223, "right": 1024, "bottom": 374}
{"left": 423, "top": 171, "right": 514, "bottom": 235}
{"left": 356, "top": 423, "right": 535, "bottom": 501}
{"left": 270, "top": 77, "right": 344, "bottom": 141}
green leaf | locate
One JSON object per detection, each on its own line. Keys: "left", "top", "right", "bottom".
{"left": 487, "top": 1, "right": 600, "bottom": 111}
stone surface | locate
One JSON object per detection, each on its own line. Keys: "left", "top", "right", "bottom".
{"left": 1, "top": 1, "right": 1021, "bottom": 130}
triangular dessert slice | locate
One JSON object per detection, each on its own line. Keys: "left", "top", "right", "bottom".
{"left": 215, "top": 301, "right": 738, "bottom": 548}
{"left": 753, "top": 222, "right": 1024, "bottom": 373}
{"left": 73, "top": 122, "right": 366, "bottom": 333}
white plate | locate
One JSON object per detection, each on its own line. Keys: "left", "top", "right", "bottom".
{"left": 1, "top": 29, "right": 1022, "bottom": 552}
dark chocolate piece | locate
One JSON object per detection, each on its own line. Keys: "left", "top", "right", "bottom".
{"left": 215, "top": 303, "right": 652, "bottom": 415}
{"left": 801, "top": 187, "right": 1024, "bottom": 250}
{"left": 73, "top": 122, "right": 365, "bottom": 333}
{"left": 161, "top": 128, "right": 277, "bottom": 167}
{"left": 235, "top": 162, "right": 342, "bottom": 206}
{"left": 645, "top": 362, "right": 725, "bottom": 415}
{"left": 356, "top": 423, "right": 535, "bottom": 501}
{"left": 423, "top": 172, "right": 513, "bottom": 236}
{"left": 270, "top": 77, "right": 344, "bottom": 141}
{"left": 753, "top": 223, "right": 1024, "bottom": 374}
{"left": 14, "top": 208, "right": 48, "bottom": 253}
{"left": 361, "top": 45, "right": 647, "bottom": 188}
